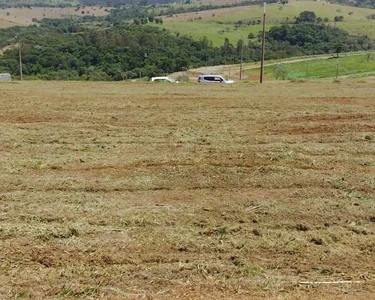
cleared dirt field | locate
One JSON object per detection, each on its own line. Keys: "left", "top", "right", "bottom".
{"left": 1, "top": 80, "right": 375, "bottom": 299}
{"left": 0, "top": 6, "right": 110, "bottom": 28}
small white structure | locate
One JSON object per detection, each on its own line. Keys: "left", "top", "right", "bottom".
{"left": 0, "top": 73, "right": 11, "bottom": 82}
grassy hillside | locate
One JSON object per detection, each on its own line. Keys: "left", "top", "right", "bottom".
{"left": 244, "top": 52, "right": 375, "bottom": 80}
{"left": 154, "top": 0, "right": 375, "bottom": 46}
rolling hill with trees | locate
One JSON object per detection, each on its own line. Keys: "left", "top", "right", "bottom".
{"left": 0, "top": 0, "right": 374, "bottom": 81}
{"left": 1, "top": 0, "right": 374, "bottom": 7}
{"left": 153, "top": 0, "right": 375, "bottom": 46}
{"left": 0, "top": 0, "right": 179, "bottom": 7}
{"left": 0, "top": 10, "right": 373, "bottom": 80}
{"left": 0, "top": 22, "right": 224, "bottom": 80}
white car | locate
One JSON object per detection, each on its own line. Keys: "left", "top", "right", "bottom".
{"left": 198, "top": 75, "right": 234, "bottom": 84}
{"left": 151, "top": 76, "right": 178, "bottom": 83}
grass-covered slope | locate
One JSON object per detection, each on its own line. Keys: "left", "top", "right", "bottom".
{"left": 154, "top": 0, "right": 375, "bottom": 46}
{"left": 244, "top": 52, "right": 375, "bottom": 80}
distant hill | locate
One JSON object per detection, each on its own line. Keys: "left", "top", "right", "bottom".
{"left": 336, "top": 0, "right": 375, "bottom": 9}
{"left": 0, "top": 0, "right": 373, "bottom": 8}
{"left": 0, "top": 0, "right": 180, "bottom": 7}
{"left": 153, "top": 0, "right": 375, "bottom": 46}
{"left": 80, "top": 0, "right": 178, "bottom": 5}
{"left": 0, "top": 0, "right": 79, "bottom": 7}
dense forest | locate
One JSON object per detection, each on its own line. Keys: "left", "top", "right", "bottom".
{"left": 0, "top": 23, "right": 223, "bottom": 80}
{"left": 0, "top": 11, "right": 373, "bottom": 80}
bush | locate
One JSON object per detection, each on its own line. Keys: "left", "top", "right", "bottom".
{"left": 272, "top": 64, "right": 288, "bottom": 80}
{"left": 334, "top": 15, "right": 344, "bottom": 22}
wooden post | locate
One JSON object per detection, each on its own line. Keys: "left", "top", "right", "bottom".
{"left": 240, "top": 43, "right": 243, "bottom": 81}
{"left": 19, "top": 43, "right": 23, "bottom": 81}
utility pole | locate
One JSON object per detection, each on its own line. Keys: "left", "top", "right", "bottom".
{"left": 260, "top": 2, "right": 266, "bottom": 84}
{"left": 240, "top": 42, "right": 243, "bottom": 81}
{"left": 18, "top": 43, "right": 23, "bottom": 81}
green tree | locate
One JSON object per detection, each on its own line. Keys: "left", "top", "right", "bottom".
{"left": 236, "top": 39, "right": 244, "bottom": 55}
{"left": 335, "top": 43, "right": 344, "bottom": 58}
{"left": 295, "top": 11, "right": 317, "bottom": 23}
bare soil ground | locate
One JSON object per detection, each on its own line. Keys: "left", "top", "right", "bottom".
{"left": 0, "top": 6, "right": 110, "bottom": 28}
{"left": 1, "top": 80, "right": 375, "bottom": 299}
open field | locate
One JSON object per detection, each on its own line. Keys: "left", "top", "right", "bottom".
{"left": 0, "top": 5, "right": 109, "bottom": 28}
{"left": 0, "top": 0, "right": 80, "bottom": 6}
{"left": 1, "top": 80, "right": 375, "bottom": 299}
{"left": 156, "top": 0, "right": 375, "bottom": 46}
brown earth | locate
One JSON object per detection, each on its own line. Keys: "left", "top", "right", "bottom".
{"left": 0, "top": 6, "right": 110, "bottom": 28}
{"left": 0, "top": 80, "right": 375, "bottom": 299}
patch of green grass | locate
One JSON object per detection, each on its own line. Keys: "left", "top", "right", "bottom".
{"left": 245, "top": 52, "right": 375, "bottom": 80}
